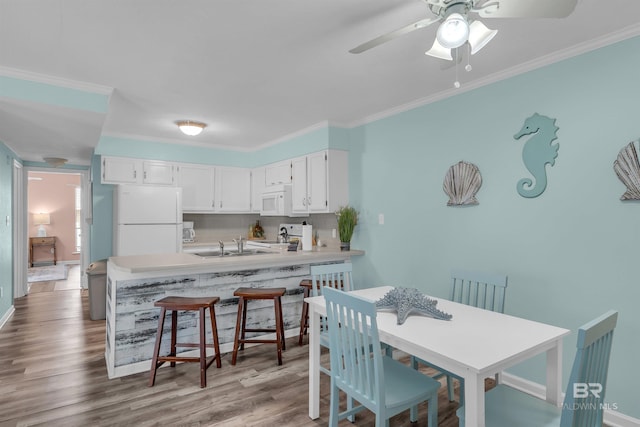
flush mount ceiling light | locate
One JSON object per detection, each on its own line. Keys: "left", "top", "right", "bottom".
{"left": 177, "top": 120, "right": 207, "bottom": 136}
{"left": 43, "top": 157, "right": 68, "bottom": 167}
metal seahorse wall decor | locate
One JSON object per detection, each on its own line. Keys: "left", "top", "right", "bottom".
{"left": 514, "top": 113, "right": 560, "bottom": 198}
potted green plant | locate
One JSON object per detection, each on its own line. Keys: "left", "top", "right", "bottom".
{"left": 336, "top": 206, "right": 358, "bottom": 251}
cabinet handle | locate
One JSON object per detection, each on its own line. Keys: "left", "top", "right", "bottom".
{"left": 133, "top": 171, "right": 137, "bottom": 179}
{"left": 308, "top": 196, "right": 311, "bottom": 205}
{"left": 144, "top": 171, "right": 147, "bottom": 179}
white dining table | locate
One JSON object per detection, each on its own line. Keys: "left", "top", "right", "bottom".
{"left": 306, "top": 286, "right": 570, "bottom": 427}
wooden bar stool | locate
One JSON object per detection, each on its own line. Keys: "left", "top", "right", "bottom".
{"left": 148, "top": 296, "right": 221, "bottom": 388}
{"left": 231, "top": 287, "right": 286, "bottom": 366}
{"left": 298, "top": 279, "right": 313, "bottom": 346}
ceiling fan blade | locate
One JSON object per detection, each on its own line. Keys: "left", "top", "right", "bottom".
{"left": 477, "top": 0, "right": 578, "bottom": 18}
{"left": 349, "top": 17, "right": 440, "bottom": 54}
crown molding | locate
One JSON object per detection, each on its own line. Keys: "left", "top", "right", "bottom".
{"left": 0, "top": 66, "right": 113, "bottom": 95}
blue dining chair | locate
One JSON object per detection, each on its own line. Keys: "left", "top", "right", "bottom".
{"left": 457, "top": 310, "right": 618, "bottom": 427}
{"left": 412, "top": 269, "right": 508, "bottom": 403}
{"left": 309, "top": 262, "right": 353, "bottom": 375}
{"left": 323, "top": 286, "right": 441, "bottom": 426}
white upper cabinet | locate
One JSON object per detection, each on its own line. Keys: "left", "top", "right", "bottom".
{"left": 216, "top": 167, "right": 251, "bottom": 213}
{"left": 102, "top": 156, "right": 139, "bottom": 184}
{"left": 251, "top": 166, "right": 266, "bottom": 213}
{"left": 102, "top": 156, "right": 174, "bottom": 186}
{"left": 142, "top": 160, "right": 174, "bottom": 185}
{"left": 176, "top": 163, "right": 216, "bottom": 212}
{"left": 291, "top": 150, "right": 349, "bottom": 216}
{"left": 265, "top": 160, "right": 291, "bottom": 186}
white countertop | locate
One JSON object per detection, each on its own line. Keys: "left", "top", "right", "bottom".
{"left": 109, "top": 246, "right": 364, "bottom": 274}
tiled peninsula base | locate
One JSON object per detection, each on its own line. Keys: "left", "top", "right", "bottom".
{"left": 104, "top": 252, "right": 362, "bottom": 379}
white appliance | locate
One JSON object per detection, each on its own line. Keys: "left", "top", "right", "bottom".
{"left": 260, "top": 185, "right": 292, "bottom": 216}
{"left": 113, "top": 185, "right": 183, "bottom": 256}
{"left": 182, "top": 221, "right": 195, "bottom": 243}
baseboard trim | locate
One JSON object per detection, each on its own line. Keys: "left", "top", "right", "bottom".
{"left": 0, "top": 305, "right": 15, "bottom": 331}
{"left": 501, "top": 372, "right": 640, "bottom": 427}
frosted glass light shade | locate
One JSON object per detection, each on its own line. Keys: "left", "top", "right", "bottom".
{"left": 468, "top": 21, "right": 498, "bottom": 55}
{"left": 177, "top": 120, "right": 206, "bottom": 136}
{"left": 436, "top": 13, "right": 469, "bottom": 49}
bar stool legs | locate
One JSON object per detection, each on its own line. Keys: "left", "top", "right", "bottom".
{"left": 232, "top": 287, "right": 287, "bottom": 366}
{"left": 149, "top": 296, "right": 221, "bottom": 388}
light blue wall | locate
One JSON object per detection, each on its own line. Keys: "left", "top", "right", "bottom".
{"left": 0, "top": 143, "right": 18, "bottom": 319}
{"left": 349, "top": 36, "right": 640, "bottom": 419}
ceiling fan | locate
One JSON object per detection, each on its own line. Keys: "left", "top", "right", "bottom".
{"left": 349, "top": 0, "right": 578, "bottom": 60}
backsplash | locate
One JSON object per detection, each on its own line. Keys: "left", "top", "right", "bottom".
{"left": 183, "top": 213, "right": 342, "bottom": 248}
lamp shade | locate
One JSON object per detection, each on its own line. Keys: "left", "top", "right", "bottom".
{"left": 33, "top": 213, "right": 50, "bottom": 225}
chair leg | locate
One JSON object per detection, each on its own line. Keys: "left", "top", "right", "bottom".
{"left": 446, "top": 374, "right": 455, "bottom": 402}
{"left": 274, "top": 296, "right": 283, "bottom": 365}
{"left": 169, "top": 310, "right": 177, "bottom": 367}
{"left": 199, "top": 306, "right": 207, "bottom": 388}
{"left": 208, "top": 305, "right": 221, "bottom": 368}
{"left": 428, "top": 395, "right": 438, "bottom": 426}
{"left": 231, "top": 297, "right": 245, "bottom": 365}
{"left": 240, "top": 297, "right": 248, "bottom": 351}
{"left": 328, "top": 382, "right": 340, "bottom": 427}
{"left": 277, "top": 296, "right": 286, "bottom": 351}
{"left": 410, "top": 403, "right": 418, "bottom": 422}
{"left": 298, "top": 288, "right": 310, "bottom": 346}
{"left": 148, "top": 307, "right": 166, "bottom": 387}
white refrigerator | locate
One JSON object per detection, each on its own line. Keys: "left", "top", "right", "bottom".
{"left": 113, "top": 185, "right": 183, "bottom": 256}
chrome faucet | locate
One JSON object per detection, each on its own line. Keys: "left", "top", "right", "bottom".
{"left": 233, "top": 236, "right": 244, "bottom": 254}
{"left": 218, "top": 240, "right": 224, "bottom": 256}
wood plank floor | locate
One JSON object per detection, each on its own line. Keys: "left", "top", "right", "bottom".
{"left": 0, "top": 281, "right": 477, "bottom": 426}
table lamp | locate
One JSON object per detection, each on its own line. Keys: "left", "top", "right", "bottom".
{"left": 33, "top": 213, "right": 50, "bottom": 237}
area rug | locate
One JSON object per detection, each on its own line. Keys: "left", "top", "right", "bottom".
{"left": 27, "top": 264, "right": 68, "bottom": 283}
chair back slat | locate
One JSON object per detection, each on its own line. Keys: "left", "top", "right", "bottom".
{"left": 450, "top": 269, "right": 508, "bottom": 313}
{"left": 310, "top": 263, "right": 353, "bottom": 297}
{"left": 560, "top": 310, "right": 618, "bottom": 427}
{"left": 324, "top": 286, "right": 384, "bottom": 413}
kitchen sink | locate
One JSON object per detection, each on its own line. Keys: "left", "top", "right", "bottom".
{"left": 194, "top": 249, "right": 272, "bottom": 258}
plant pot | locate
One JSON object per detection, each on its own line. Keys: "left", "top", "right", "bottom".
{"left": 340, "top": 241, "right": 350, "bottom": 251}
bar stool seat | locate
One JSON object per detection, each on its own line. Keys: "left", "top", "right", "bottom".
{"left": 148, "top": 296, "right": 221, "bottom": 388}
{"left": 232, "top": 287, "right": 286, "bottom": 366}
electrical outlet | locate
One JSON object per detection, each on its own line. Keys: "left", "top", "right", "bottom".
{"left": 332, "top": 229, "right": 336, "bottom": 238}
{"left": 0, "top": 288, "right": 3, "bottom": 298}
{"left": 378, "top": 213, "right": 384, "bottom": 225}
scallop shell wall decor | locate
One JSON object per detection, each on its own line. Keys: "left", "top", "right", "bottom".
{"left": 443, "top": 161, "right": 482, "bottom": 206}
{"left": 613, "top": 140, "right": 640, "bottom": 201}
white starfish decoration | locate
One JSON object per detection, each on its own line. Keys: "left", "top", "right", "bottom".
{"left": 375, "top": 287, "right": 452, "bottom": 325}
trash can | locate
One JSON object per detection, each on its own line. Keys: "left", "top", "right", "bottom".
{"left": 87, "top": 259, "right": 107, "bottom": 320}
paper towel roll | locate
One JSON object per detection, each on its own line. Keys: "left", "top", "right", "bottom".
{"left": 302, "top": 225, "right": 313, "bottom": 251}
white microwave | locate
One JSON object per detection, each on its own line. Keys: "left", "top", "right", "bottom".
{"left": 261, "top": 185, "right": 292, "bottom": 216}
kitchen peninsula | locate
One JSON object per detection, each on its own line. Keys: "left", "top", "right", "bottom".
{"left": 105, "top": 246, "right": 363, "bottom": 379}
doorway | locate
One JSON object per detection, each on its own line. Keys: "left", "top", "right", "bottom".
{"left": 21, "top": 166, "right": 90, "bottom": 295}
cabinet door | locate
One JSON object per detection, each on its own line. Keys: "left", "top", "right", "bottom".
{"left": 177, "top": 164, "right": 215, "bottom": 212}
{"left": 265, "top": 160, "right": 291, "bottom": 186}
{"left": 217, "top": 167, "right": 251, "bottom": 212}
{"left": 142, "top": 161, "right": 174, "bottom": 186}
{"left": 291, "top": 156, "right": 308, "bottom": 214}
{"left": 251, "top": 167, "right": 266, "bottom": 213}
{"left": 102, "top": 156, "right": 139, "bottom": 184}
{"left": 307, "top": 151, "right": 328, "bottom": 212}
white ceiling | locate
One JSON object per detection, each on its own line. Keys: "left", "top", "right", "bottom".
{"left": 1, "top": 0, "right": 640, "bottom": 166}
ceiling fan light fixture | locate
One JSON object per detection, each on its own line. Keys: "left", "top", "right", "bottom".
{"left": 425, "top": 38, "right": 452, "bottom": 60}
{"left": 177, "top": 120, "right": 207, "bottom": 136}
{"left": 436, "top": 12, "right": 469, "bottom": 49}
{"left": 468, "top": 20, "right": 498, "bottom": 55}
